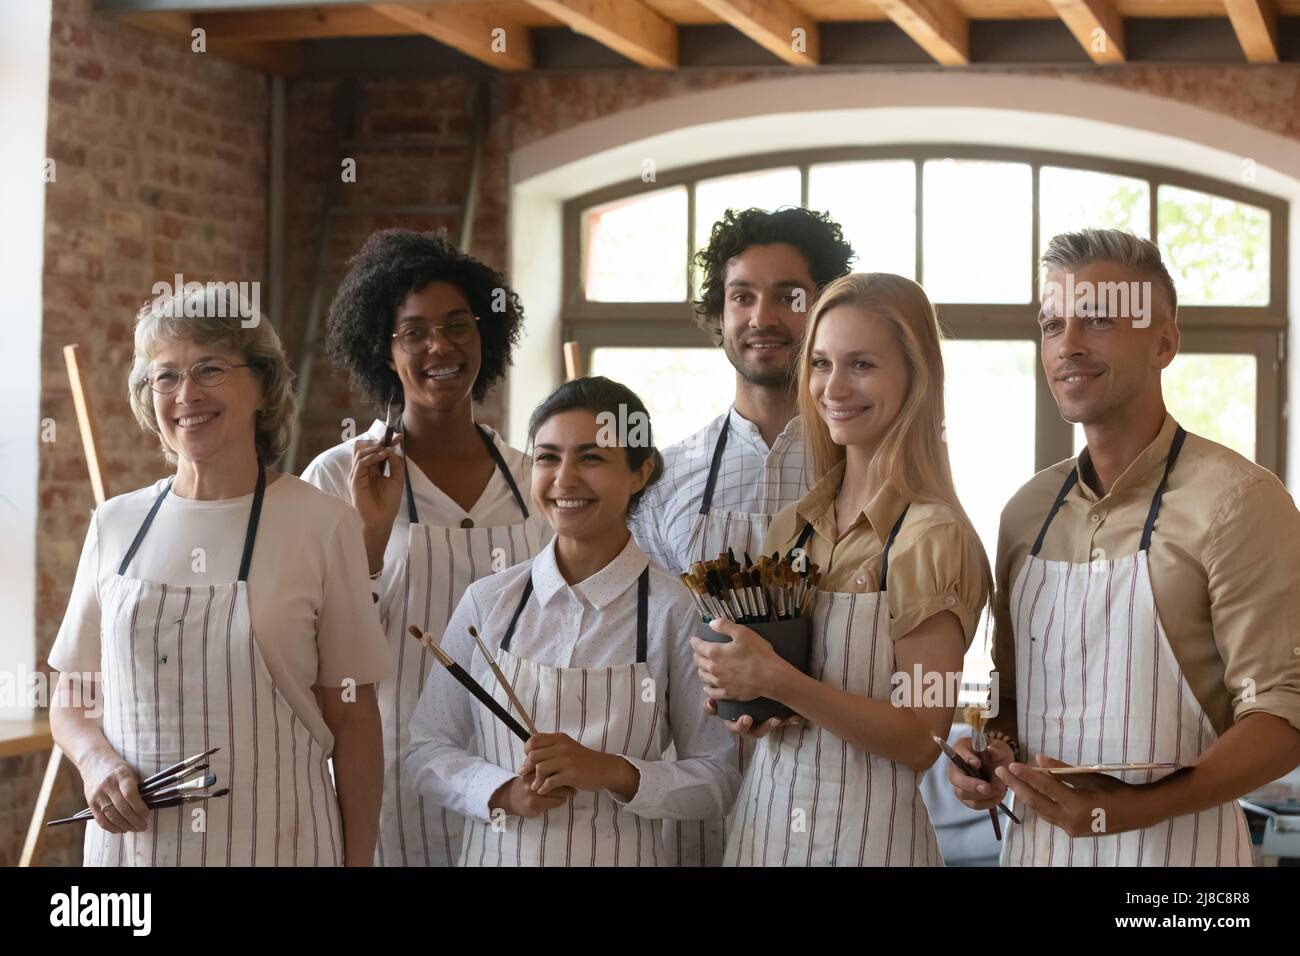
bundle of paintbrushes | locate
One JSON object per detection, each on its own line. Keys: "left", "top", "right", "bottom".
{"left": 48, "top": 747, "right": 229, "bottom": 827}
{"left": 680, "top": 548, "right": 821, "bottom": 626}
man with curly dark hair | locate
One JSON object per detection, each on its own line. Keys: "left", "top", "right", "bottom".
{"left": 301, "top": 229, "right": 552, "bottom": 867}
{"left": 630, "top": 206, "right": 853, "bottom": 867}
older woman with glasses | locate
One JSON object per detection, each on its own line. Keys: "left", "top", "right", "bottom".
{"left": 302, "top": 230, "right": 551, "bottom": 866}
{"left": 48, "top": 287, "right": 391, "bottom": 866}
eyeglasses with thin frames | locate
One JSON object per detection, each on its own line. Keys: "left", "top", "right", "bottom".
{"left": 391, "top": 315, "right": 480, "bottom": 354}
{"left": 146, "top": 360, "right": 252, "bottom": 394}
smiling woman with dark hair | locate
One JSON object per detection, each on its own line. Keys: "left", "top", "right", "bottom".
{"left": 302, "top": 229, "right": 550, "bottom": 867}
{"left": 404, "top": 377, "right": 739, "bottom": 867}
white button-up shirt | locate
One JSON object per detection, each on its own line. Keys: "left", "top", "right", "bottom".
{"left": 404, "top": 534, "right": 740, "bottom": 824}
{"left": 630, "top": 407, "right": 808, "bottom": 575}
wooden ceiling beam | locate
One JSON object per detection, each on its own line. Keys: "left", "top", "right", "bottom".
{"left": 695, "top": 0, "right": 820, "bottom": 66}
{"left": 1048, "top": 0, "right": 1125, "bottom": 63}
{"left": 526, "top": 0, "right": 678, "bottom": 69}
{"left": 1224, "top": 0, "right": 1279, "bottom": 62}
{"left": 371, "top": 3, "right": 533, "bottom": 69}
{"left": 115, "top": 10, "right": 305, "bottom": 73}
{"left": 193, "top": 7, "right": 417, "bottom": 41}
{"left": 871, "top": 0, "right": 968, "bottom": 66}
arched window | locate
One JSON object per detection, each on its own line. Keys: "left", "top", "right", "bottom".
{"left": 564, "top": 145, "right": 1286, "bottom": 480}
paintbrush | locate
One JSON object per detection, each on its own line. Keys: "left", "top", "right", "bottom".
{"left": 932, "top": 734, "right": 1021, "bottom": 825}
{"left": 962, "top": 705, "right": 1002, "bottom": 840}
{"left": 468, "top": 625, "right": 538, "bottom": 735}
{"left": 50, "top": 775, "right": 224, "bottom": 826}
{"left": 380, "top": 394, "right": 399, "bottom": 478}
{"left": 139, "top": 747, "right": 219, "bottom": 791}
{"left": 408, "top": 625, "right": 530, "bottom": 742}
{"left": 1033, "top": 761, "right": 1184, "bottom": 776}
{"left": 142, "top": 787, "right": 231, "bottom": 813}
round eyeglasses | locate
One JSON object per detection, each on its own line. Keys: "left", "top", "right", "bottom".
{"left": 391, "top": 316, "right": 479, "bottom": 354}
{"left": 146, "top": 360, "right": 251, "bottom": 394}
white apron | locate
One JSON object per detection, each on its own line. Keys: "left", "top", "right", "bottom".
{"left": 89, "top": 465, "right": 343, "bottom": 867}
{"left": 377, "top": 425, "right": 547, "bottom": 867}
{"left": 724, "top": 508, "right": 943, "bottom": 867}
{"left": 668, "top": 418, "right": 770, "bottom": 866}
{"left": 1004, "top": 427, "right": 1253, "bottom": 866}
{"left": 459, "top": 567, "right": 671, "bottom": 866}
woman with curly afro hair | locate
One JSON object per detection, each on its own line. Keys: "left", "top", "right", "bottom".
{"left": 302, "top": 229, "right": 552, "bottom": 868}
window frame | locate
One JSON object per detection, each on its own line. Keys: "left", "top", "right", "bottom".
{"left": 563, "top": 144, "right": 1289, "bottom": 479}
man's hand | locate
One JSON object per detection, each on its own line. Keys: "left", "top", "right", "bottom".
{"left": 997, "top": 754, "right": 1135, "bottom": 838}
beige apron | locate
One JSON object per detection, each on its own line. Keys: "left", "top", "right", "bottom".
{"left": 1004, "top": 427, "right": 1253, "bottom": 866}
{"left": 724, "top": 508, "right": 943, "bottom": 867}
{"left": 377, "top": 425, "right": 547, "bottom": 866}
{"left": 458, "top": 567, "right": 671, "bottom": 866}
{"left": 89, "top": 465, "right": 343, "bottom": 866}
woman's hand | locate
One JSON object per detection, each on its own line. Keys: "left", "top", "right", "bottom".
{"left": 489, "top": 772, "right": 575, "bottom": 819}
{"left": 947, "top": 736, "right": 1014, "bottom": 811}
{"left": 519, "top": 732, "right": 638, "bottom": 798}
{"left": 704, "top": 698, "right": 804, "bottom": 738}
{"left": 689, "top": 618, "right": 787, "bottom": 702}
{"left": 347, "top": 433, "right": 405, "bottom": 573}
{"left": 80, "top": 751, "right": 149, "bottom": 834}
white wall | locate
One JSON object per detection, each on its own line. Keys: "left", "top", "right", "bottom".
{"left": 0, "top": 0, "right": 51, "bottom": 719}
{"left": 508, "top": 72, "right": 1300, "bottom": 497}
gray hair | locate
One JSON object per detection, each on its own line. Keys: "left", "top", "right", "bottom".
{"left": 1040, "top": 228, "right": 1178, "bottom": 323}
{"left": 127, "top": 285, "right": 297, "bottom": 465}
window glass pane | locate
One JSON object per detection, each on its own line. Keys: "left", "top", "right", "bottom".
{"left": 692, "top": 168, "right": 802, "bottom": 294}
{"left": 1039, "top": 167, "right": 1149, "bottom": 253}
{"left": 589, "top": 347, "right": 735, "bottom": 448}
{"left": 808, "top": 160, "right": 915, "bottom": 279}
{"left": 941, "top": 339, "right": 1037, "bottom": 690}
{"left": 693, "top": 167, "right": 802, "bottom": 255}
{"left": 1070, "top": 353, "right": 1256, "bottom": 461}
{"left": 1157, "top": 185, "right": 1270, "bottom": 306}
{"left": 923, "top": 160, "right": 1032, "bottom": 303}
{"left": 583, "top": 186, "right": 688, "bottom": 302}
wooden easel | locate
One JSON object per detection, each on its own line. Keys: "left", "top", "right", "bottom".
{"left": 19, "top": 344, "right": 110, "bottom": 866}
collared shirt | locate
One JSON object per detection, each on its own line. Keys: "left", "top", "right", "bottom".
{"left": 993, "top": 414, "right": 1300, "bottom": 736}
{"left": 766, "top": 461, "right": 989, "bottom": 645}
{"left": 630, "top": 407, "right": 809, "bottom": 575}
{"left": 404, "top": 534, "right": 740, "bottom": 823}
{"left": 301, "top": 419, "right": 551, "bottom": 616}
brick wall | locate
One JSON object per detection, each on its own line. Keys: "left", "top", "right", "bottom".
{"left": 1, "top": 0, "right": 267, "bottom": 867}
{"left": 10, "top": 0, "right": 1300, "bottom": 865}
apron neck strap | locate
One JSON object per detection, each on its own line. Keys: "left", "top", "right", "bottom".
{"left": 1139, "top": 426, "right": 1187, "bottom": 552}
{"left": 500, "top": 566, "right": 651, "bottom": 664}
{"left": 791, "top": 504, "right": 910, "bottom": 591}
{"left": 118, "top": 461, "right": 266, "bottom": 583}
{"left": 698, "top": 416, "right": 730, "bottom": 515}
{"left": 1030, "top": 425, "right": 1188, "bottom": 557}
{"left": 401, "top": 422, "right": 529, "bottom": 525}
{"left": 1030, "top": 470, "right": 1078, "bottom": 557}
{"left": 878, "top": 504, "right": 910, "bottom": 592}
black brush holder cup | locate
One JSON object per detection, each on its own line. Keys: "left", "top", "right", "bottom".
{"left": 698, "top": 616, "right": 812, "bottom": 724}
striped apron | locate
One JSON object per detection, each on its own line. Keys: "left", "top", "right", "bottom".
{"left": 377, "top": 424, "right": 547, "bottom": 867}
{"left": 88, "top": 465, "right": 343, "bottom": 867}
{"left": 669, "top": 418, "right": 768, "bottom": 866}
{"left": 1004, "top": 427, "right": 1253, "bottom": 866}
{"left": 725, "top": 508, "right": 943, "bottom": 867}
{"left": 459, "top": 567, "right": 669, "bottom": 866}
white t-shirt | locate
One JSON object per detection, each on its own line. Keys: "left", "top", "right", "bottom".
{"left": 301, "top": 420, "right": 549, "bottom": 619}
{"left": 48, "top": 473, "right": 393, "bottom": 749}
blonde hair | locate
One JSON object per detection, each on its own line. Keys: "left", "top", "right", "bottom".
{"left": 127, "top": 285, "right": 296, "bottom": 465}
{"left": 796, "top": 273, "right": 991, "bottom": 587}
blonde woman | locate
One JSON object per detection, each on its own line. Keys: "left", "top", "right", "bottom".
{"left": 49, "top": 287, "right": 390, "bottom": 866}
{"left": 692, "top": 273, "right": 991, "bottom": 866}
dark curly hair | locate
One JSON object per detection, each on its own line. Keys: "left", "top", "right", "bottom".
{"left": 693, "top": 206, "right": 856, "bottom": 342}
{"left": 325, "top": 229, "right": 525, "bottom": 407}
{"left": 527, "top": 376, "right": 664, "bottom": 517}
